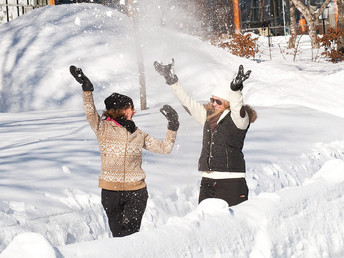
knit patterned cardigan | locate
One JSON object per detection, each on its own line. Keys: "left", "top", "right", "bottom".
{"left": 83, "top": 92, "right": 177, "bottom": 191}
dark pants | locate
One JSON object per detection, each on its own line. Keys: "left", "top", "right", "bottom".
{"left": 101, "top": 187, "right": 148, "bottom": 237}
{"left": 198, "top": 177, "right": 248, "bottom": 207}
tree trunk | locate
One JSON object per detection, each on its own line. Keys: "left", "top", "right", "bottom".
{"left": 289, "top": 0, "right": 297, "bottom": 35}
{"left": 338, "top": 0, "right": 344, "bottom": 50}
{"left": 127, "top": 0, "right": 147, "bottom": 110}
{"left": 308, "top": 16, "right": 319, "bottom": 48}
{"left": 290, "top": 0, "right": 332, "bottom": 48}
{"left": 289, "top": 0, "right": 297, "bottom": 47}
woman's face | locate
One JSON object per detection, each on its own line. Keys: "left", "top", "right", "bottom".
{"left": 124, "top": 107, "right": 136, "bottom": 120}
{"left": 211, "top": 96, "right": 226, "bottom": 111}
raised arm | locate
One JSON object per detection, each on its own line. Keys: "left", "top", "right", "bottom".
{"left": 143, "top": 105, "right": 178, "bottom": 154}
{"left": 229, "top": 65, "right": 251, "bottom": 130}
{"left": 154, "top": 59, "right": 207, "bottom": 125}
{"left": 70, "top": 65, "right": 103, "bottom": 134}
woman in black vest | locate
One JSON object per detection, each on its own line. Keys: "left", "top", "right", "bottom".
{"left": 154, "top": 60, "right": 257, "bottom": 206}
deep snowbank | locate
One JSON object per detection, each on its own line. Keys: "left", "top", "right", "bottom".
{"left": 2, "top": 159, "right": 344, "bottom": 258}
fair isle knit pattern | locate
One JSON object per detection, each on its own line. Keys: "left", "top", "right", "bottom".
{"left": 83, "top": 92, "right": 177, "bottom": 191}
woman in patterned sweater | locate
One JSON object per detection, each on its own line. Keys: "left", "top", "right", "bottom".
{"left": 70, "top": 65, "right": 179, "bottom": 237}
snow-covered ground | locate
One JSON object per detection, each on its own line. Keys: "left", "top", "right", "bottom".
{"left": 1, "top": 3, "right": 344, "bottom": 258}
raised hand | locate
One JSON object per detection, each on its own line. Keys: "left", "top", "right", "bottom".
{"left": 154, "top": 59, "right": 178, "bottom": 85}
{"left": 160, "top": 104, "right": 179, "bottom": 131}
{"left": 70, "top": 65, "right": 94, "bottom": 92}
{"left": 230, "top": 65, "right": 251, "bottom": 91}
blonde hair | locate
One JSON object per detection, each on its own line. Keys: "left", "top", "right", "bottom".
{"left": 205, "top": 101, "right": 258, "bottom": 124}
{"left": 204, "top": 100, "right": 230, "bottom": 121}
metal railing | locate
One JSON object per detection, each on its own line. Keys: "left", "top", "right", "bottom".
{"left": 0, "top": 0, "right": 49, "bottom": 24}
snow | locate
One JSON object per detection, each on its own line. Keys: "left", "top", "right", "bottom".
{"left": 0, "top": 233, "right": 57, "bottom": 258}
{"left": 1, "top": 3, "right": 344, "bottom": 258}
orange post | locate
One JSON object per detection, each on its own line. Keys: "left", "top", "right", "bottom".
{"left": 334, "top": 0, "right": 338, "bottom": 27}
{"left": 49, "top": 0, "right": 55, "bottom": 5}
{"left": 232, "top": 0, "right": 241, "bottom": 34}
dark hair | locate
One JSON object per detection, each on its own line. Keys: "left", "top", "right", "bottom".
{"left": 102, "top": 105, "right": 131, "bottom": 120}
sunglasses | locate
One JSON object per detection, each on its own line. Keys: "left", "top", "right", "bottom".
{"left": 210, "top": 98, "right": 223, "bottom": 105}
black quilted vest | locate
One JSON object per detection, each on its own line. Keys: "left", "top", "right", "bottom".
{"left": 198, "top": 112, "right": 248, "bottom": 172}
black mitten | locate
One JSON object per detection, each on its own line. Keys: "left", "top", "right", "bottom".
{"left": 70, "top": 65, "right": 94, "bottom": 92}
{"left": 160, "top": 104, "right": 179, "bottom": 131}
{"left": 230, "top": 65, "right": 251, "bottom": 91}
{"left": 154, "top": 59, "right": 178, "bottom": 85}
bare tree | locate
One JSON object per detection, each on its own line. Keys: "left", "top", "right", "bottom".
{"left": 290, "top": 0, "right": 332, "bottom": 48}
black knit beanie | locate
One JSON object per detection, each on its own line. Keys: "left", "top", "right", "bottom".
{"left": 104, "top": 93, "right": 134, "bottom": 111}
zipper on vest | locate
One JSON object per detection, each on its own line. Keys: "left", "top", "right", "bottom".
{"left": 208, "top": 132, "right": 214, "bottom": 170}
{"left": 225, "top": 148, "right": 229, "bottom": 169}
